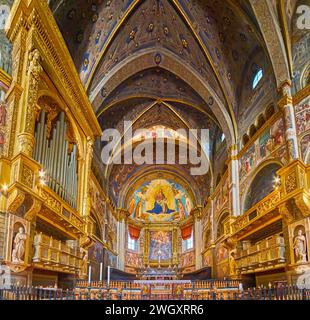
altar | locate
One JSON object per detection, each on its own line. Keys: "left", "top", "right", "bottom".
{"left": 138, "top": 267, "right": 180, "bottom": 280}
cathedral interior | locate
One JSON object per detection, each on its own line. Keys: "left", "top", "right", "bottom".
{"left": 0, "top": 0, "right": 310, "bottom": 300}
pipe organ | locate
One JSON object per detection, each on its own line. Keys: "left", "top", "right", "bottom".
{"left": 34, "top": 110, "right": 78, "bottom": 209}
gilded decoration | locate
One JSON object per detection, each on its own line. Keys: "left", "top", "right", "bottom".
{"left": 0, "top": 0, "right": 309, "bottom": 296}
{"left": 21, "top": 164, "right": 34, "bottom": 189}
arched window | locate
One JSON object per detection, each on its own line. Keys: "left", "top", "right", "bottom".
{"left": 243, "top": 163, "right": 282, "bottom": 213}
{"left": 128, "top": 234, "right": 138, "bottom": 251}
{"left": 249, "top": 124, "right": 257, "bottom": 138}
{"left": 242, "top": 134, "right": 250, "bottom": 146}
{"left": 257, "top": 114, "right": 265, "bottom": 129}
{"left": 252, "top": 68, "right": 263, "bottom": 89}
{"left": 265, "top": 105, "right": 275, "bottom": 119}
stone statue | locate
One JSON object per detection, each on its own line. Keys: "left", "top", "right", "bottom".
{"left": 293, "top": 229, "right": 307, "bottom": 263}
{"left": 12, "top": 227, "right": 27, "bottom": 263}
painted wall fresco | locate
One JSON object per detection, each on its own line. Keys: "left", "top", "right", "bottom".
{"left": 203, "top": 249, "right": 212, "bottom": 268}
{"left": 0, "top": 99, "right": 7, "bottom": 155}
{"left": 296, "top": 97, "right": 310, "bottom": 163}
{"left": 88, "top": 241, "right": 104, "bottom": 281}
{"left": 149, "top": 230, "right": 172, "bottom": 262}
{"left": 125, "top": 251, "right": 142, "bottom": 268}
{"left": 0, "top": 0, "right": 12, "bottom": 75}
{"left": 180, "top": 250, "right": 195, "bottom": 269}
{"left": 128, "top": 179, "right": 193, "bottom": 222}
{"left": 89, "top": 176, "right": 117, "bottom": 252}
{"left": 103, "top": 248, "right": 117, "bottom": 268}
{"left": 216, "top": 244, "right": 229, "bottom": 279}
{"left": 239, "top": 117, "right": 286, "bottom": 182}
{"left": 295, "top": 97, "right": 310, "bottom": 136}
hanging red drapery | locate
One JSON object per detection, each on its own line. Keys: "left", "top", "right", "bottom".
{"left": 181, "top": 225, "right": 193, "bottom": 240}
{"left": 128, "top": 225, "right": 141, "bottom": 240}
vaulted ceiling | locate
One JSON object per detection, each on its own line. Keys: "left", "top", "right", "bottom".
{"left": 51, "top": 0, "right": 278, "bottom": 207}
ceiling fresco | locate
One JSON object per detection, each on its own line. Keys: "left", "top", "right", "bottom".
{"left": 50, "top": 0, "right": 279, "bottom": 213}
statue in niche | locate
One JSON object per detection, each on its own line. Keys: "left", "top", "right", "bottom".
{"left": 293, "top": 229, "right": 307, "bottom": 263}
{"left": 11, "top": 226, "right": 27, "bottom": 263}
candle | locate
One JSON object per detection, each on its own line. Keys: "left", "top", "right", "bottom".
{"left": 88, "top": 265, "right": 92, "bottom": 286}
{"left": 99, "top": 262, "right": 103, "bottom": 282}
{"left": 107, "top": 266, "right": 111, "bottom": 287}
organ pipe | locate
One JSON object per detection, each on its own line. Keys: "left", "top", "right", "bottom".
{"left": 33, "top": 110, "right": 78, "bottom": 209}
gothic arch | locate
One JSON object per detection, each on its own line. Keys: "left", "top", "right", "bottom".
{"left": 89, "top": 49, "right": 236, "bottom": 147}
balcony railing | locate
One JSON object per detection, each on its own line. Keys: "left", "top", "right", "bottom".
{"left": 32, "top": 233, "right": 82, "bottom": 274}
{"left": 235, "top": 234, "right": 285, "bottom": 274}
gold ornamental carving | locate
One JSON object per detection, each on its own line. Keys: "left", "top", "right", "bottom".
{"left": 256, "top": 191, "right": 281, "bottom": 215}
{"left": 24, "top": 198, "right": 42, "bottom": 221}
{"left": 285, "top": 172, "right": 297, "bottom": 194}
{"left": 7, "top": 190, "right": 25, "bottom": 213}
{"left": 26, "top": 49, "right": 43, "bottom": 134}
{"left": 41, "top": 189, "right": 61, "bottom": 213}
{"left": 21, "top": 164, "right": 34, "bottom": 189}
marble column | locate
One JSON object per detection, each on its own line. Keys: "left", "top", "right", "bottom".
{"left": 193, "top": 208, "right": 202, "bottom": 270}
{"left": 279, "top": 82, "right": 300, "bottom": 161}
{"left": 117, "top": 210, "right": 127, "bottom": 270}
{"left": 228, "top": 144, "right": 240, "bottom": 216}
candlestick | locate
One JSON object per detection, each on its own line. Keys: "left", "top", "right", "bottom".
{"left": 107, "top": 266, "right": 111, "bottom": 287}
{"left": 99, "top": 262, "right": 103, "bottom": 282}
{"left": 88, "top": 265, "right": 92, "bottom": 286}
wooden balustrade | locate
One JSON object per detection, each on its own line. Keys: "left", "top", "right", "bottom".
{"left": 235, "top": 234, "right": 285, "bottom": 273}
{"left": 33, "top": 233, "right": 82, "bottom": 273}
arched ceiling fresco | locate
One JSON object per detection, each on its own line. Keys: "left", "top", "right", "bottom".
{"left": 51, "top": 0, "right": 278, "bottom": 213}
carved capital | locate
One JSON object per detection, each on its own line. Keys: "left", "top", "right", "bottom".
{"left": 17, "top": 133, "right": 35, "bottom": 156}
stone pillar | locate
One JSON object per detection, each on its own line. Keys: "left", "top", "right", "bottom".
{"left": 228, "top": 144, "right": 240, "bottom": 216}
{"left": 278, "top": 82, "right": 300, "bottom": 161}
{"left": 193, "top": 208, "right": 202, "bottom": 270}
{"left": 117, "top": 210, "right": 127, "bottom": 270}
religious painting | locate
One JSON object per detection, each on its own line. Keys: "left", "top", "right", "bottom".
{"left": 216, "top": 245, "right": 228, "bottom": 263}
{"left": 240, "top": 117, "right": 285, "bottom": 182}
{"left": 259, "top": 129, "right": 271, "bottom": 159}
{"left": 240, "top": 144, "right": 256, "bottom": 180}
{"left": 125, "top": 251, "right": 142, "bottom": 268}
{"left": 104, "top": 249, "right": 117, "bottom": 268}
{"left": 295, "top": 98, "right": 310, "bottom": 135}
{"left": 180, "top": 250, "right": 195, "bottom": 268}
{"left": 88, "top": 242, "right": 104, "bottom": 281}
{"left": 149, "top": 230, "right": 172, "bottom": 262}
{"left": 203, "top": 250, "right": 212, "bottom": 267}
{"left": 128, "top": 179, "right": 193, "bottom": 222}
{"left": 300, "top": 134, "right": 310, "bottom": 163}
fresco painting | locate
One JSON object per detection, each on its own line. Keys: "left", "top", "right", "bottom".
{"left": 128, "top": 179, "right": 193, "bottom": 222}
{"left": 240, "top": 118, "right": 285, "bottom": 181}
